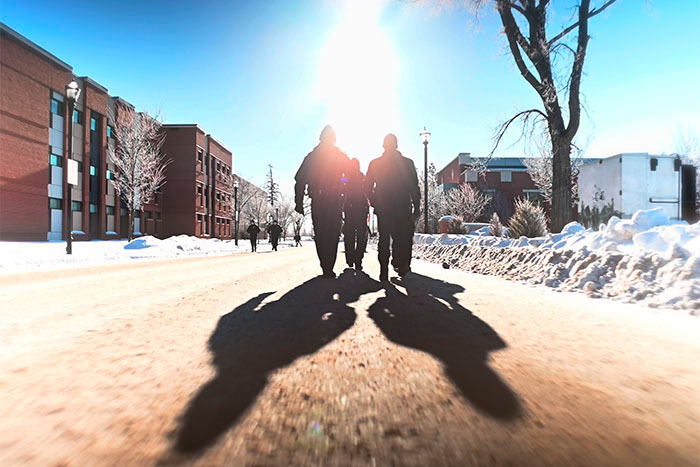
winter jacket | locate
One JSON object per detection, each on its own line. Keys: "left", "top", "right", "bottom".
{"left": 364, "top": 150, "right": 420, "bottom": 216}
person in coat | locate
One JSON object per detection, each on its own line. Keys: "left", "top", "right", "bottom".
{"left": 247, "top": 220, "right": 261, "bottom": 252}
{"left": 342, "top": 158, "right": 370, "bottom": 271}
{"left": 364, "top": 133, "right": 421, "bottom": 281}
{"left": 294, "top": 233, "right": 302, "bottom": 247}
{"left": 266, "top": 220, "right": 283, "bottom": 251}
{"left": 294, "top": 125, "right": 351, "bottom": 278}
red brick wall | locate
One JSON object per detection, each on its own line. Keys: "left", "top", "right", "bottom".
{"left": 436, "top": 157, "right": 461, "bottom": 185}
{"left": 161, "top": 126, "right": 197, "bottom": 237}
{"left": 0, "top": 32, "right": 72, "bottom": 240}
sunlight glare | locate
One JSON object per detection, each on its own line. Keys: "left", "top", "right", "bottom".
{"left": 318, "top": 1, "right": 399, "bottom": 166}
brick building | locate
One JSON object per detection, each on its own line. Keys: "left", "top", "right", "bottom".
{"left": 436, "top": 153, "right": 543, "bottom": 221}
{"left": 0, "top": 23, "right": 233, "bottom": 241}
{"left": 0, "top": 22, "right": 166, "bottom": 240}
{"left": 160, "top": 125, "right": 233, "bottom": 239}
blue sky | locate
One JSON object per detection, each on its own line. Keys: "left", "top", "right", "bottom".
{"left": 2, "top": 0, "right": 698, "bottom": 194}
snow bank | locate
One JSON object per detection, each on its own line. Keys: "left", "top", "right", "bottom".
{"left": 0, "top": 235, "right": 307, "bottom": 275}
{"left": 413, "top": 208, "right": 699, "bottom": 312}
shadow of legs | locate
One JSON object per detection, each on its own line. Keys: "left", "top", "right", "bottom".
{"left": 368, "top": 274, "right": 521, "bottom": 420}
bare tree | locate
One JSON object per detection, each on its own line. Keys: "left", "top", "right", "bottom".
{"left": 439, "top": 0, "right": 619, "bottom": 231}
{"left": 276, "top": 198, "right": 296, "bottom": 240}
{"left": 417, "top": 163, "right": 450, "bottom": 233}
{"left": 108, "top": 103, "right": 170, "bottom": 241}
{"left": 229, "top": 174, "right": 262, "bottom": 242}
{"left": 445, "top": 183, "right": 489, "bottom": 222}
{"left": 245, "top": 190, "right": 270, "bottom": 232}
{"left": 523, "top": 132, "right": 583, "bottom": 205}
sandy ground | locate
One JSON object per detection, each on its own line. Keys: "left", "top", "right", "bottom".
{"left": 0, "top": 246, "right": 698, "bottom": 466}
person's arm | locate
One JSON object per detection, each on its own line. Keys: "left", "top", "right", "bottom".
{"left": 364, "top": 162, "right": 377, "bottom": 208}
{"left": 407, "top": 160, "right": 421, "bottom": 218}
{"left": 294, "top": 155, "right": 310, "bottom": 213}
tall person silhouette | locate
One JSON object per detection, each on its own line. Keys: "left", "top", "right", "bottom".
{"left": 365, "top": 133, "right": 421, "bottom": 281}
{"left": 294, "top": 125, "right": 351, "bottom": 278}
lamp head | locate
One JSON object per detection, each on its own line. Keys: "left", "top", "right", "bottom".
{"left": 65, "top": 80, "right": 81, "bottom": 104}
{"left": 420, "top": 126, "right": 431, "bottom": 144}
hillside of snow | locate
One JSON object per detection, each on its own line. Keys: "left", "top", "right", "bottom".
{"left": 413, "top": 208, "right": 700, "bottom": 312}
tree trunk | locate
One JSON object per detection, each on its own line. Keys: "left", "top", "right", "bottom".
{"left": 128, "top": 209, "right": 134, "bottom": 242}
{"left": 550, "top": 134, "right": 573, "bottom": 232}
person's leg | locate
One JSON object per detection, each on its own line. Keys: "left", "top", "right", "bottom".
{"left": 312, "top": 198, "right": 341, "bottom": 276}
{"left": 377, "top": 215, "right": 391, "bottom": 280}
{"left": 355, "top": 215, "right": 368, "bottom": 270}
{"left": 395, "top": 213, "right": 414, "bottom": 275}
{"left": 343, "top": 219, "right": 354, "bottom": 267}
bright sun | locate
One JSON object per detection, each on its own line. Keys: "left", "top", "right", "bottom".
{"left": 318, "top": 1, "right": 399, "bottom": 167}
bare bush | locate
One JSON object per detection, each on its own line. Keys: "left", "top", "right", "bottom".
{"left": 445, "top": 183, "right": 489, "bottom": 222}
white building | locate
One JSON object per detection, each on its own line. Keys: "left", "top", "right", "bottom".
{"left": 578, "top": 153, "right": 686, "bottom": 220}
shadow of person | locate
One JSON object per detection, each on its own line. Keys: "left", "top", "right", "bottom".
{"left": 172, "top": 270, "right": 382, "bottom": 455}
{"left": 368, "top": 273, "right": 521, "bottom": 420}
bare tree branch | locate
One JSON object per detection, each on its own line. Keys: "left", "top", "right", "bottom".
{"left": 548, "top": 0, "right": 618, "bottom": 46}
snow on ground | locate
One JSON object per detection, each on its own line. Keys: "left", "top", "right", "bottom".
{"left": 0, "top": 235, "right": 310, "bottom": 275}
{"left": 413, "top": 208, "right": 700, "bottom": 312}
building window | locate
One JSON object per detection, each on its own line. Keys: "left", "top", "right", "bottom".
{"left": 145, "top": 211, "right": 153, "bottom": 219}
{"left": 89, "top": 203, "right": 97, "bottom": 214}
{"left": 107, "top": 125, "right": 114, "bottom": 138}
{"left": 90, "top": 165, "right": 96, "bottom": 176}
{"left": 71, "top": 201, "right": 82, "bottom": 211}
{"left": 120, "top": 208, "right": 128, "bottom": 216}
{"left": 49, "top": 198, "right": 62, "bottom": 209}
{"left": 90, "top": 117, "right": 96, "bottom": 131}
{"left": 523, "top": 189, "right": 544, "bottom": 205}
{"left": 77, "top": 161, "right": 83, "bottom": 173}
{"left": 466, "top": 170, "right": 478, "bottom": 182}
{"left": 73, "top": 109, "right": 84, "bottom": 124}
{"left": 50, "top": 153, "right": 63, "bottom": 167}
{"left": 106, "top": 169, "right": 115, "bottom": 180}
{"left": 500, "top": 171, "right": 512, "bottom": 182}
{"left": 106, "top": 206, "right": 115, "bottom": 215}
{"left": 483, "top": 189, "right": 496, "bottom": 202}
{"left": 155, "top": 212, "right": 161, "bottom": 220}
{"left": 50, "top": 99, "right": 64, "bottom": 116}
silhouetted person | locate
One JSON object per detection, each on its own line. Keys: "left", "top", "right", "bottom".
{"left": 343, "top": 158, "right": 370, "bottom": 271}
{"left": 266, "top": 220, "right": 283, "bottom": 251}
{"left": 294, "top": 233, "right": 301, "bottom": 247}
{"left": 295, "top": 125, "right": 351, "bottom": 278}
{"left": 365, "top": 133, "right": 421, "bottom": 281}
{"left": 247, "top": 221, "right": 260, "bottom": 252}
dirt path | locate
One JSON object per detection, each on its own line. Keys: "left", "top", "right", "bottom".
{"left": 0, "top": 247, "right": 698, "bottom": 466}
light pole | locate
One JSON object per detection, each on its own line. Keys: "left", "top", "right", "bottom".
{"left": 420, "top": 127, "right": 431, "bottom": 233}
{"left": 233, "top": 179, "right": 239, "bottom": 246}
{"left": 275, "top": 207, "right": 279, "bottom": 222}
{"left": 65, "top": 80, "right": 81, "bottom": 254}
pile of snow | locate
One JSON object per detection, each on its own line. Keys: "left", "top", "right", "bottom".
{"left": 413, "top": 208, "right": 700, "bottom": 312}
{"left": 0, "top": 235, "right": 308, "bottom": 275}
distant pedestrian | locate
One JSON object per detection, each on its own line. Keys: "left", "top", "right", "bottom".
{"left": 343, "top": 158, "right": 370, "bottom": 271}
{"left": 294, "top": 125, "right": 351, "bottom": 278}
{"left": 294, "top": 233, "right": 302, "bottom": 247}
{"left": 365, "top": 134, "right": 421, "bottom": 281}
{"left": 267, "top": 220, "right": 283, "bottom": 251}
{"left": 247, "top": 220, "right": 261, "bottom": 252}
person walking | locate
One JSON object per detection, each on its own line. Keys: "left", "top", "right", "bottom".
{"left": 343, "top": 158, "right": 370, "bottom": 271}
{"left": 293, "top": 233, "right": 302, "bottom": 247}
{"left": 364, "top": 134, "right": 421, "bottom": 281}
{"left": 247, "top": 220, "right": 261, "bottom": 252}
{"left": 266, "top": 220, "right": 283, "bottom": 251}
{"left": 294, "top": 125, "right": 351, "bottom": 278}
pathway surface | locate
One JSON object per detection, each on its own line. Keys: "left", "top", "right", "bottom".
{"left": 0, "top": 246, "right": 698, "bottom": 466}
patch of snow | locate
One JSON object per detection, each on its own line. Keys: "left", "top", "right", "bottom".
{"left": 412, "top": 208, "right": 700, "bottom": 312}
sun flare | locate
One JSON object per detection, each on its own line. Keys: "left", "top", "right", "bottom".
{"left": 318, "top": 2, "right": 399, "bottom": 167}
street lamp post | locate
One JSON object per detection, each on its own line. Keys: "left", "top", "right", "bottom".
{"left": 65, "top": 80, "right": 81, "bottom": 254}
{"left": 233, "top": 180, "right": 239, "bottom": 246}
{"left": 420, "top": 127, "right": 431, "bottom": 233}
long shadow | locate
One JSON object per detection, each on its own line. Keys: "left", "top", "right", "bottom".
{"left": 368, "top": 273, "right": 521, "bottom": 420}
{"left": 172, "top": 270, "right": 382, "bottom": 455}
